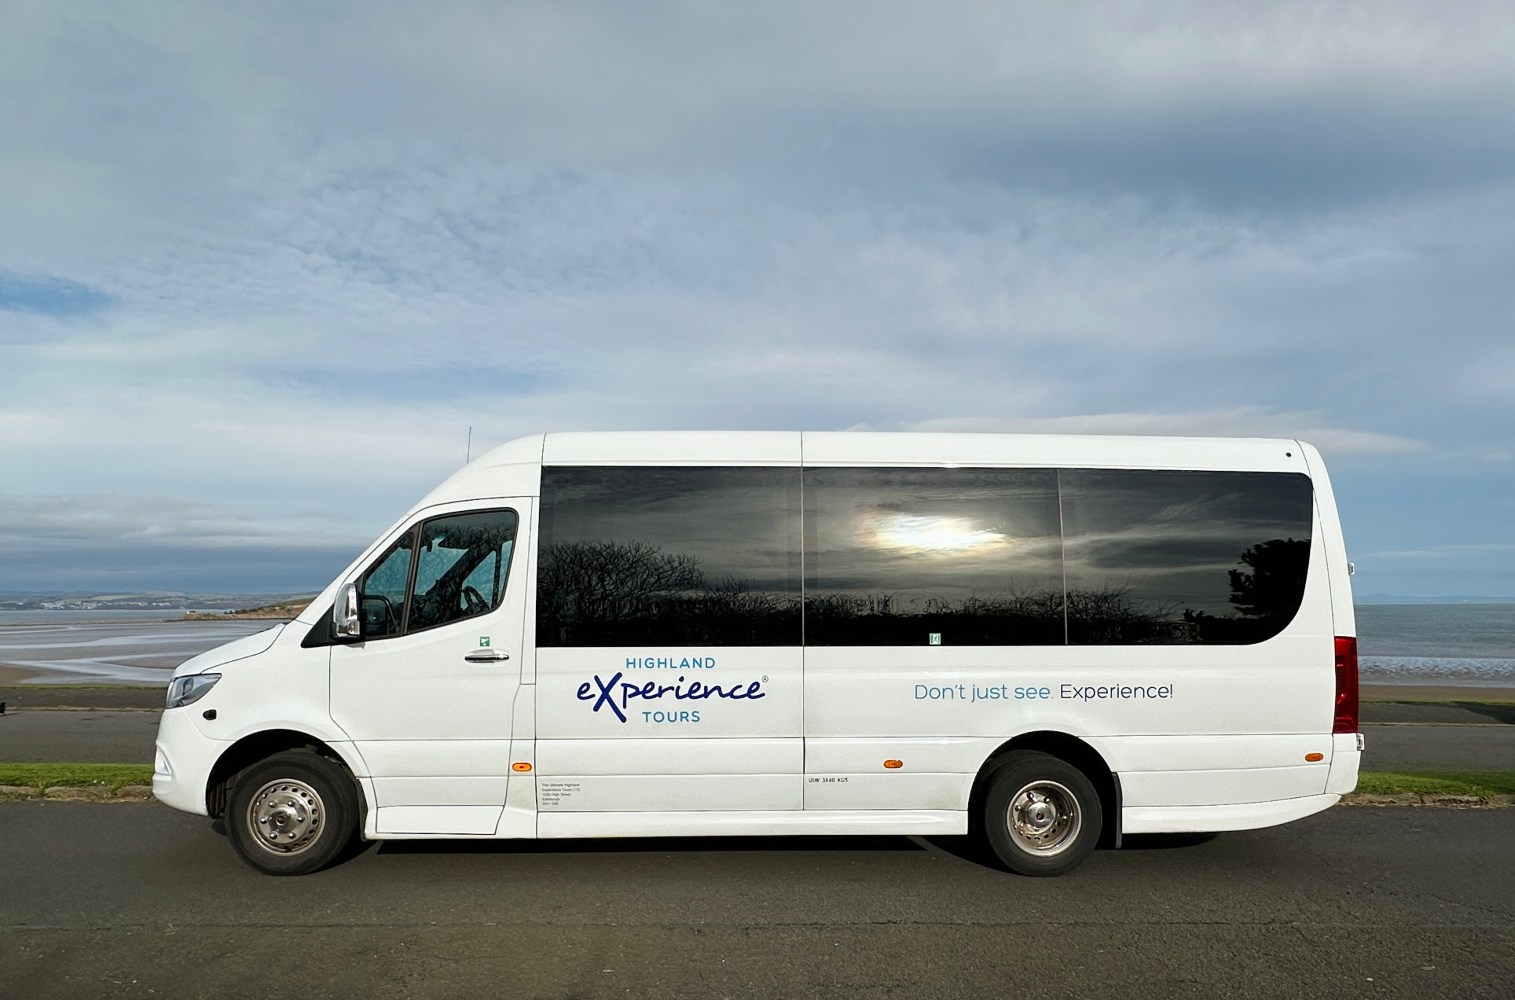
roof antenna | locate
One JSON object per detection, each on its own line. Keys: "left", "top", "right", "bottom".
{"left": 466, "top": 426, "right": 473, "bottom": 465}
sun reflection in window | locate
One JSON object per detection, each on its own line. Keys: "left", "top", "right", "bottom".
{"left": 869, "top": 514, "right": 1011, "bottom": 553}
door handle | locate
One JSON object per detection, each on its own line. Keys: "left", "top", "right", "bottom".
{"left": 464, "top": 649, "right": 511, "bottom": 663}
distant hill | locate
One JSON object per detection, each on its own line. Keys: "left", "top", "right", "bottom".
{"left": 0, "top": 591, "right": 317, "bottom": 614}
{"left": 1356, "top": 594, "right": 1515, "bottom": 605}
{"left": 182, "top": 597, "right": 316, "bottom": 620}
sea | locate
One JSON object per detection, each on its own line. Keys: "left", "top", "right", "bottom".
{"left": 0, "top": 605, "right": 1511, "bottom": 687}
{"left": 1356, "top": 604, "right": 1515, "bottom": 688}
{"left": 0, "top": 612, "right": 275, "bottom": 685}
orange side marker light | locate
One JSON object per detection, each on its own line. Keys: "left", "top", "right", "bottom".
{"left": 1304, "top": 753, "right": 1324, "bottom": 762}
{"left": 512, "top": 762, "right": 533, "bottom": 772}
{"left": 883, "top": 759, "right": 903, "bottom": 769}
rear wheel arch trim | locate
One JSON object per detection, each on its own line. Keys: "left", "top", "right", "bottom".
{"left": 974, "top": 731, "right": 1122, "bottom": 850}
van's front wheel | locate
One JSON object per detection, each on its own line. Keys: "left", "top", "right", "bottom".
{"left": 983, "top": 751, "right": 1102, "bottom": 876}
{"left": 226, "top": 751, "right": 358, "bottom": 875}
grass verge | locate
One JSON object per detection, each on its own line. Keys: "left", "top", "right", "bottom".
{"left": 0, "top": 763, "right": 154, "bottom": 792}
{"left": 1361, "top": 698, "right": 1515, "bottom": 708}
{"left": 1356, "top": 770, "right": 1515, "bottom": 797}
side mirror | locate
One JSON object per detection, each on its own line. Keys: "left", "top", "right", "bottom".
{"left": 333, "top": 582, "right": 361, "bottom": 639}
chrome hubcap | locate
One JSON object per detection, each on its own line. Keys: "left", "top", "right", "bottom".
{"left": 247, "top": 779, "right": 324, "bottom": 855}
{"left": 1007, "top": 780, "right": 1081, "bottom": 856}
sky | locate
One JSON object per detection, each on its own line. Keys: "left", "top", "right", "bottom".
{"left": 1, "top": 1, "right": 1512, "bottom": 599}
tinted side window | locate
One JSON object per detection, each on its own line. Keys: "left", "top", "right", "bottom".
{"left": 804, "top": 468, "right": 1065, "bottom": 645}
{"left": 537, "top": 467, "right": 802, "bottom": 646}
{"left": 1060, "top": 470, "right": 1313, "bottom": 645}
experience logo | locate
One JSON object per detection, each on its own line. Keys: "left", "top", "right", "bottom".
{"left": 575, "top": 671, "right": 767, "bottom": 724}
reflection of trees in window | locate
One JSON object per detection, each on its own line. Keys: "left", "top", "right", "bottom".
{"left": 1062, "top": 470, "right": 1313, "bottom": 646}
{"left": 803, "top": 467, "right": 1064, "bottom": 646}
{"left": 537, "top": 464, "right": 1315, "bottom": 648}
{"left": 1176, "top": 537, "right": 1313, "bottom": 643}
{"left": 537, "top": 466, "right": 802, "bottom": 647}
{"left": 1230, "top": 538, "right": 1310, "bottom": 618}
{"left": 537, "top": 539, "right": 800, "bottom": 645}
{"left": 1062, "top": 533, "right": 1313, "bottom": 645}
{"left": 805, "top": 588, "right": 1065, "bottom": 645}
{"left": 1066, "top": 584, "right": 1186, "bottom": 645}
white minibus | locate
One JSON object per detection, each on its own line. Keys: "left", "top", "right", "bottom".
{"left": 153, "top": 432, "right": 1362, "bottom": 876}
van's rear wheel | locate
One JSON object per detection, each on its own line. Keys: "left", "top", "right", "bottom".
{"left": 226, "top": 751, "right": 357, "bottom": 876}
{"left": 983, "top": 751, "right": 1102, "bottom": 876}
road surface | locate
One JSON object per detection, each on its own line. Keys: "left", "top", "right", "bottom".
{"left": 0, "top": 802, "right": 1511, "bottom": 999}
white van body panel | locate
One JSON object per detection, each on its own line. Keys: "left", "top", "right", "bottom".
{"left": 1298, "top": 441, "right": 1356, "bottom": 637}
{"left": 328, "top": 497, "right": 533, "bottom": 835}
{"left": 535, "top": 646, "right": 803, "bottom": 813}
{"left": 1122, "top": 794, "right": 1340, "bottom": 834}
{"left": 152, "top": 622, "right": 364, "bottom": 814}
{"left": 537, "top": 809, "right": 967, "bottom": 839}
{"left": 174, "top": 624, "right": 285, "bottom": 674}
{"left": 155, "top": 430, "right": 1358, "bottom": 863}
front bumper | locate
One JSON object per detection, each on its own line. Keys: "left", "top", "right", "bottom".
{"left": 152, "top": 706, "right": 224, "bottom": 816}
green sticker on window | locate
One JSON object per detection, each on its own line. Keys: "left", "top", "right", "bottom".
{"left": 928, "top": 633, "right": 942, "bottom": 646}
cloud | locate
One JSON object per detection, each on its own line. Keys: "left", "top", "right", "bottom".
{"left": 1, "top": 2, "right": 1513, "bottom": 594}
{"left": 1365, "top": 543, "right": 1515, "bottom": 561}
{"left": 0, "top": 494, "right": 359, "bottom": 549}
{"left": 0, "top": 494, "right": 371, "bottom": 592}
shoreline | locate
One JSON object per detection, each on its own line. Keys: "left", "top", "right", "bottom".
{"left": 0, "top": 664, "right": 168, "bottom": 687}
{"left": 0, "top": 614, "right": 291, "bottom": 627}
{"left": 1360, "top": 683, "right": 1515, "bottom": 703}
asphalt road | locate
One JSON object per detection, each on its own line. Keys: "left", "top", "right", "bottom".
{"left": 0, "top": 802, "right": 1511, "bottom": 999}
{"left": 0, "top": 710, "right": 161, "bottom": 764}
{"left": 1364, "top": 722, "right": 1515, "bottom": 771}
{"left": 4, "top": 704, "right": 1513, "bottom": 771}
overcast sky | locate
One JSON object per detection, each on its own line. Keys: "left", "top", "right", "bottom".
{"left": 2, "top": 2, "right": 1512, "bottom": 598}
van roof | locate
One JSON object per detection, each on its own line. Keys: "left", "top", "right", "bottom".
{"left": 470, "top": 430, "right": 1312, "bottom": 473}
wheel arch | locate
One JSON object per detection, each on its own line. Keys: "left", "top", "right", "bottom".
{"left": 206, "top": 730, "right": 365, "bottom": 821}
{"left": 972, "top": 731, "right": 1123, "bottom": 849}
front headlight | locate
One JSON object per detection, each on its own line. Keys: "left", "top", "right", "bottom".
{"left": 166, "top": 673, "right": 221, "bottom": 709}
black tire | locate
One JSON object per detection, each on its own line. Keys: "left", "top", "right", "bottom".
{"left": 982, "top": 751, "right": 1102, "bottom": 877}
{"left": 226, "top": 751, "right": 359, "bottom": 876}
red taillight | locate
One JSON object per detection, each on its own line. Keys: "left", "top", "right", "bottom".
{"left": 1333, "top": 636, "right": 1359, "bottom": 734}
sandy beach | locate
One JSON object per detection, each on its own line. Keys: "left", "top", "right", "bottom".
{"left": 0, "top": 664, "right": 44, "bottom": 685}
{"left": 0, "top": 619, "right": 273, "bottom": 686}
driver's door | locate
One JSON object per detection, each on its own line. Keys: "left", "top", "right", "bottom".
{"left": 330, "top": 501, "right": 530, "bottom": 835}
